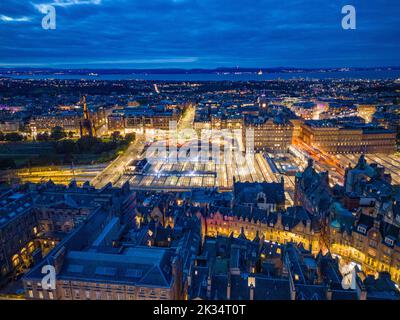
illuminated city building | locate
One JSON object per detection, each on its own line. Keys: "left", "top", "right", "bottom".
{"left": 30, "top": 111, "right": 82, "bottom": 135}
{"left": 296, "top": 156, "right": 400, "bottom": 285}
{"left": 188, "top": 236, "right": 293, "bottom": 300}
{"left": 0, "top": 180, "right": 134, "bottom": 285}
{"left": 0, "top": 120, "right": 21, "bottom": 133}
{"left": 107, "top": 111, "right": 126, "bottom": 132}
{"left": 299, "top": 120, "right": 397, "bottom": 154}
{"left": 27, "top": 97, "right": 106, "bottom": 138}
{"left": 1, "top": 76, "right": 400, "bottom": 301}
{"left": 107, "top": 104, "right": 182, "bottom": 134}
{"left": 29, "top": 106, "right": 105, "bottom": 138}
{"left": 290, "top": 101, "right": 328, "bottom": 120}
{"left": 318, "top": 102, "right": 357, "bottom": 120}
{"left": 23, "top": 196, "right": 201, "bottom": 300}
{"left": 211, "top": 114, "right": 243, "bottom": 131}
{"left": 290, "top": 118, "right": 304, "bottom": 141}
{"left": 245, "top": 116, "right": 294, "bottom": 152}
{"left": 2, "top": 169, "right": 398, "bottom": 299}
{"left": 187, "top": 234, "right": 398, "bottom": 300}
{"left": 199, "top": 181, "right": 321, "bottom": 255}
{"left": 357, "top": 104, "right": 377, "bottom": 123}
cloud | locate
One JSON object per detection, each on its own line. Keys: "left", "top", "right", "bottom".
{"left": 33, "top": 0, "right": 102, "bottom": 13}
{"left": 42, "top": 0, "right": 101, "bottom": 7}
{"left": 0, "top": 57, "right": 199, "bottom": 67}
{"left": 88, "top": 57, "right": 199, "bottom": 64}
{"left": 0, "top": 0, "right": 399, "bottom": 68}
{"left": 0, "top": 15, "right": 31, "bottom": 22}
{"left": 52, "top": 0, "right": 101, "bottom": 5}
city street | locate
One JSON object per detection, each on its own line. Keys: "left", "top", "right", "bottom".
{"left": 91, "top": 134, "right": 146, "bottom": 188}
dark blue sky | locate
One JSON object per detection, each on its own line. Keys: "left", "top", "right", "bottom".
{"left": 0, "top": 0, "right": 399, "bottom": 68}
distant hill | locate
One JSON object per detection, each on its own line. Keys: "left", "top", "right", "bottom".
{"left": 0, "top": 66, "right": 399, "bottom": 76}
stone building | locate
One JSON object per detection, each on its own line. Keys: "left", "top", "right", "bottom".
{"left": 0, "top": 180, "right": 134, "bottom": 285}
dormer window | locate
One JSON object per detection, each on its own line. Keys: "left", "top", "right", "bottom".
{"left": 385, "top": 237, "right": 394, "bottom": 247}
{"left": 357, "top": 225, "right": 367, "bottom": 234}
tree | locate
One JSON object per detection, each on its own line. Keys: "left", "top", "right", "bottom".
{"left": 54, "top": 139, "right": 76, "bottom": 154}
{"left": 37, "top": 132, "right": 50, "bottom": 141}
{"left": 111, "top": 131, "right": 121, "bottom": 141}
{"left": 0, "top": 131, "right": 4, "bottom": 141}
{"left": 76, "top": 136, "right": 100, "bottom": 153}
{"left": 125, "top": 133, "right": 135, "bottom": 144}
{"left": 0, "top": 158, "right": 16, "bottom": 169}
{"left": 50, "top": 126, "right": 66, "bottom": 141}
{"left": 5, "top": 132, "right": 23, "bottom": 142}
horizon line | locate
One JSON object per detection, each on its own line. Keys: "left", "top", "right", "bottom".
{"left": 1, "top": 66, "right": 400, "bottom": 71}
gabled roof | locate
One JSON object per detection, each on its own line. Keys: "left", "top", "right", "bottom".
{"left": 282, "top": 206, "right": 311, "bottom": 230}
{"left": 295, "top": 284, "right": 327, "bottom": 300}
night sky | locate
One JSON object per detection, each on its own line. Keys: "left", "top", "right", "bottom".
{"left": 0, "top": 0, "right": 399, "bottom": 68}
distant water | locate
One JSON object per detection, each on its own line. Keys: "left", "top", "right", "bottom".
{"left": 5, "top": 70, "right": 400, "bottom": 81}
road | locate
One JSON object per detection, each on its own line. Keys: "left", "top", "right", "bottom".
{"left": 91, "top": 134, "right": 146, "bottom": 188}
{"left": 91, "top": 104, "right": 196, "bottom": 189}
{"left": 178, "top": 104, "right": 196, "bottom": 131}
{"left": 293, "top": 137, "right": 345, "bottom": 185}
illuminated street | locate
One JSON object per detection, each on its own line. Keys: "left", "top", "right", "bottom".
{"left": 91, "top": 134, "right": 146, "bottom": 188}
{"left": 1, "top": 0, "right": 400, "bottom": 305}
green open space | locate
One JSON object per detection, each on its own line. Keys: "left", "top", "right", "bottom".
{"left": 0, "top": 132, "right": 135, "bottom": 170}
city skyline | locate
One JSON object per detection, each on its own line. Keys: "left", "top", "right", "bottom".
{"left": 1, "top": 0, "right": 400, "bottom": 305}
{"left": 1, "top": 0, "right": 400, "bottom": 68}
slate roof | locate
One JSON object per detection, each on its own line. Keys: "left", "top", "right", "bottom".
{"left": 331, "top": 289, "right": 358, "bottom": 300}
{"left": 330, "top": 202, "right": 355, "bottom": 235}
{"left": 190, "top": 272, "right": 291, "bottom": 300}
{"left": 234, "top": 181, "right": 285, "bottom": 205}
{"left": 297, "top": 161, "right": 332, "bottom": 215}
{"left": 230, "top": 274, "right": 291, "bottom": 300}
{"left": 380, "top": 222, "right": 400, "bottom": 247}
{"left": 316, "top": 251, "right": 343, "bottom": 289}
{"left": 354, "top": 214, "right": 375, "bottom": 235}
{"left": 364, "top": 272, "right": 400, "bottom": 300}
{"left": 231, "top": 204, "right": 268, "bottom": 222}
{"left": 281, "top": 206, "right": 311, "bottom": 230}
{"left": 295, "top": 284, "right": 327, "bottom": 300}
{"left": 57, "top": 247, "right": 175, "bottom": 287}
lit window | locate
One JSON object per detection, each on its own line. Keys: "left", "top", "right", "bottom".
{"left": 357, "top": 226, "right": 367, "bottom": 234}
{"left": 385, "top": 237, "right": 394, "bottom": 246}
